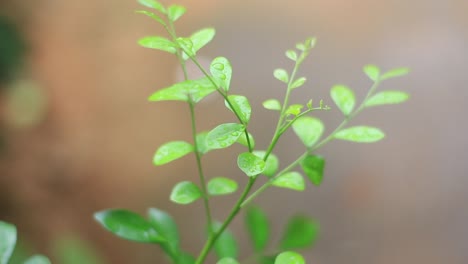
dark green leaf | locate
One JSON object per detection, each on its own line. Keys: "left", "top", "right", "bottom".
{"left": 206, "top": 123, "right": 245, "bottom": 150}
{"left": 182, "top": 28, "right": 216, "bottom": 60}
{"left": 381, "top": 67, "right": 410, "bottom": 80}
{"left": 253, "top": 151, "right": 279, "bottom": 177}
{"left": 300, "top": 155, "right": 325, "bottom": 186}
{"left": 245, "top": 206, "right": 270, "bottom": 252}
{"left": 237, "top": 152, "right": 266, "bottom": 177}
{"left": 225, "top": 95, "right": 251, "bottom": 124}
{"left": 0, "top": 221, "right": 16, "bottom": 264}
{"left": 138, "top": 36, "right": 176, "bottom": 54}
{"left": 94, "top": 209, "right": 164, "bottom": 243}
{"left": 210, "top": 57, "right": 232, "bottom": 91}
{"left": 285, "top": 104, "right": 303, "bottom": 116}
{"left": 272, "top": 172, "right": 305, "bottom": 191}
{"left": 363, "top": 64, "right": 380, "bottom": 82}
{"left": 274, "top": 69, "right": 289, "bottom": 83}
{"left": 24, "top": 255, "right": 51, "bottom": 264}
{"left": 236, "top": 131, "right": 255, "bottom": 149}
{"left": 167, "top": 5, "right": 186, "bottom": 22}
{"left": 170, "top": 181, "right": 202, "bottom": 205}
{"left": 148, "top": 77, "right": 217, "bottom": 103}
{"left": 290, "top": 77, "right": 306, "bottom": 89}
{"left": 280, "top": 215, "right": 319, "bottom": 250}
{"left": 364, "top": 90, "right": 409, "bottom": 107}
{"left": 207, "top": 177, "right": 238, "bottom": 196}
{"left": 274, "top": 251, "right": 305, "bottom": 264}
{"left": 147, "top": 208, "right": 180, "bottom": 252}
{"left": 153, "top": 141, "right": 193, "bottom": 166}
{"left": 330, "top": 84, "right": 355, "bottom": 116}
{"left": 334, "top": 126, "right": 385, "bottom": 143}
{"left": 262, "top": 99, "right": 281, "bottom": 111}
{"left": 137, "top": 0, "right": 166, "bottom": 13}
{"left": 217, "top": 258, "right": 239, "bottom": 264}
{"left": 285, "top": 50, "right": 297, "bottom": 61}
{"left": 292, "top": 116, "right": 324, "bottom": 148}
{"left": 135, "top": 10, "right": 166, "bottom": 26}
{"left": 213, "top": 222, "right": 238, "bottom": 259}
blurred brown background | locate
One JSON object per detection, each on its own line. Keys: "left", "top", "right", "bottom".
{"left": 1, "top": 0, "right": 467, "bottom": 263}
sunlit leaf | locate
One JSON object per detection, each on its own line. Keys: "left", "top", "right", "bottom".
{"left": 292, "top": 116, "right": 324, "bottom": 148}
{"left": 245, "top": 206, "right": 270, "bottom": 252}
{"left": 237, "top": 152, "right": 266, "bottom": 177}
{"left": 207, "top": 177, "right": 238, "bottom": 196}
{"left": 0, "top": 221, "right": 16, "bottom": 264}
{"left": 285, "top": 104, "right": 303, "bottom": 116}
{"left": 206, "top": 123, "right": 245, "bottom": 150}
{"left": 94, "top": 210, "right": 164, "bottom": 243}
{"left": 280, "top": 215, "right": 319, "bottom": 250}
{"left": 210, "top": 57, "right": 232, "bottom": 91}
{"left": 330, "top": 84, "right": 355, "bottom": 116}
{"left": 334, "top": 126, "right": 385, "bottom": 143}
{"left": 274, "top": 69, "right": 289, "bottom": 83}
{"left": 236, "top": 131, "right": 255, "bottom": 149}
{"left": 262, "top": 99, "right": 281, "bottom": 111}
{"left": 272, "top": 172, "right": 305, "bottom": 191}
{"left": 253, "top": 151, "right": 279, "bottom": 177}
{"left": 137, "top": 0, "right": 166, "bottom": 14}
{"left": 290, "top": 77, "right": 306, "bottom": 89}
{"left": 300, "top": 155, "right": 325, "bottom": 186}
{"left": 135, "top": 10, "right": 166, "bottom": 26}
{"left": 148, "top": 77, "right": 217, "bottom": 103}
{"left": 285, "top": 50, "right": 297, "bottom": 61}
{"left": 364, "top": 90, "right": 409, "bottom": 107}
{"left": 177, "top": 37, "right": 195, "bottom": 58}
{"left": 274, "top": 251, "right": 305, "bottom": 264}
{"left": 225, "top": 95, "right": 251, "bottom": 124}
{"left": 153, "top": 141, "right": 193, "bottom": 166}
{"left": 24, "top": 255, "right": 51, "bottom": 264}
{"left": 138, "top": 36, "right": 177, "bottom": 54}
{"left": 170, "top": 181, "right": 202, "bottom": 205}
{"left": 363, "top": 64, "right": 380, "bottom": 82}
{"left": 167, "top": 5, "right": 186, "bottom": 22}
{"left": 217, "top": 258, "right": 239, "bottom": 264}
{"left": 381, "top": 67, "right": 410, "bottom": 80}
{"left": 213, "top": 222, "right": 238, "bottom": 259}
{"left": 182, "top": 28, "right": 216, "bottom": 60}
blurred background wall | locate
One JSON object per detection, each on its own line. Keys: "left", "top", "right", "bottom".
{"left": 1, "top": 0, "right": 467, "bottom": 263}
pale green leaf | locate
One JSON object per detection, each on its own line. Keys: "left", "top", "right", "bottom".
{"left": 364, "top": 90, "right": 409, "bottom": 107}
{"left": 262, "top": 99, "right": 281, "bottom": 111}
{"left": 170, "top": 181, "right": 202, "bottom": 204}
{"left": 292, "top": 116, "right": 324, "bottom": 148}
{"left": 137, "top": 0, "right": 166, "bottom": 13}
{"left": 182, "top": 28, "right": 216, "bottom": 60}
{"left": 196, "top": 132, "right": 211, "bottom": 155}
{"left": 285, "top": 50, "right": 297, "bottom": 61}
{"left": 135, "top": 10, "right": 166, "bottom": 26}
{"left": 381, "top": 67, "right": 410, "bottom": 80}
{"left": 153, "top": 141, "right": 193, "bottom": 166}
{"left": 274, "top": 69, "right": 289, "bottom": 83}
{"left": 300, "top": 155, "right": 325, "bottom": 186}
{"left": 245, "top": 206, "right": 270, "bottom": 252}
{"left": 275, "top": 251, "right": 305, "bottom": 264}
{"left": 148, "top": 77, "right": 216, "bottom": 103}
{"left": 206, "top": 123, "right": 245, "bottom": 149}
{"left": 0, "top": 221, "right": 16, "bottom": 264}
{"left": 138, "top": 36, "right": 176, "bottom": 54}
{"left": 334, "top": 126, "right": 385, "bottom": 143}
{"left": 217, "top": 258, "right": 240, "bottom": 264}
{"left": 363, "top": 64, "right": 380, "bottom": 81}
{"left": 207, "top": 177, "right": 238, "bottom": 196}
{"left": 253, "top": 151, "right": 279, "bottom": 177}
{"left": 177, "top": 37, "right": 195, "bottom": 58}
{"left": 290, "top": 77, "right": 306, "bottom": 89}
{"left": 237, "top": 152, "right": 266, "bottom": 177}
{"left": 210, "top": 57, "right": 232, "bottom": 91}
{"left": 236, "top": 131, "right": 255, "bottom": 149}
{"left": 24, "top": 255, "right": 51, "bottom": 264}
{"left": 167, "top": 5, "right": 186, "bottom": 22}
{"left": 225, "top": 95, "right": 251, "bottom": 124}
{"left": 285, "top": 104, "right": 303, "bottom": 116}
{"left": 330, "top": 84, "right": 355, "bottom": 116}
{"left": 272, "top": 172, "right": 305, "bottom": 191}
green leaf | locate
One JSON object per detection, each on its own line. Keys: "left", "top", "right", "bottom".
{"left": 207, "top": 177, "right": 238, "bottom": 196}
{"left": 148, "top": 77, "right": 217, "bottom": 103}
{"left": 147, "top": 208, "right": 180, "bottom": 252}
{"left": 167, "top": 5, "right": 186, "bottom": 22}
{"left": 381, "top": 67, "right": 410, "bottom": 80}
{"left": 245, "top": 206, "right": 270, "bottom": 252}
{"left": 280, "top": 215, "right": 319, "bottom": 250}
{"left": 206, "top": 123, "right": 245, "bottom": 150}
{"left": 137, "top": 0, "right": 166, "bottom": 14}
{"left": 225, "top": 95, "right": 251, "bottom": 124}
{"left": 274, "top": 251, "right": 305, "bottom": 264}
{"left": 274, "top": 69, "right": 289, "bottom": 83}
{"left": 53, "top": 236, "right": 103, "bottom": 264}
{"left": 196, "top": 132, "right": 211, "bottom": 155}
{"left": 290, "top": 77, "right": 306, "bottom": 89}
{"left": 24, "top": 255, "right": 51, "bottom": 264}
{"left": 170, "top": 181, "right": 202, "bottom": 205}
{"left": 94, "top": 209, "right": 164, "bottom": 243}
{"left": 177, "top": 252, "right": 195, "bottom": 264}
{"left": 217, "top": 258, "right": 239, "bottom": 264}
{"left": 334, "top": 126, "right": 385, "bottom": 143}
{"left": 253, "top": 151, "right": 279, "bottom": 177}
{"left": 292, "top": 116, "right": 324, "bottom": 148}
{"left": 210, "top": 57, "right": 232, "bottom": 91}
{"left": 138, "top": 36, "right": 177, "bottom": 54}
{"left": 213, "top": 222, "right": 238, "bottom": 259}
{"left": 236, "top": 131, "right": 255, "bottom": 149}
{"left": 364, "top": 90, "right": 409, "bottom": 107}
{"left": 177, "top": 38, "right": 195, "bottom": 58}
{"left": 330, "top": 84, "right": 355, "bottom": 116}
{"left": 135, "top": 10, "right": 167, "bottom": 26}
{"left": 153, "top": 141, "right": 193, "bottom": 166}
{"left": 285, "top": 50, "right": 297, "bottom": 61}
{"left": 285, "top": 104, "right": 303, "bottom": 116}
{"left": 0, "top": 221, "right": 16, "bottom": 264}
{"left": 363, "top": 64, "right": 380, "bottom": 81}
{"left": 237, "top": 152, "right": 266, "bottom": 177}
{"left": 262, "top": 99, "right": 281, "bottom": 111}
{"left": 182, "top": 28, "right": 216, "bottom": 60}
{"left": 300, "top": 155, "right": 325, "bottom": 186}
{"left": 272, "top": 172, "right": 305, "bottom": 191}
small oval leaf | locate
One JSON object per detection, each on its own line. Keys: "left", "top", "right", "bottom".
{"left": 381, "top": 67, "right": 410, "bottom": 80}
{"left": 300, "top": 155, "right": 325, "bottom": 186}
{"left": 236, "top": 131, "right": 255, "bottom": 149}
{"left": 217, "top": 258, "right": 240, "bottom": 264}
{"left": 280, "top": 215, "right": 319, "bottom": 250}
{"left": 206, "top": 123, "right": 245, "bottom": 150}
{"left": 212, "top": 222, "right": 238, "bottom": 259}
{"left": 225, "top": 95, "right": 251, "bottom": 124}
{"left": 364, "top": 90, "right": 409, "bottom": 107}
{"left": 275, "top": 251, "right": 305, "bottom": 264}
{"left": 24, "top": 255, "right": 51, "bottom": 264}
{"left": 138, "top": 36, "right": 176, "bottom": 53}
{"left": 290, "top": 77, "right": 306, "bottom": 89}
{"left": 262, "top": 99, "right": 281, "bottom": 111}
{"left": 253, "top": 151, "right": 279, "bottom": 177}
{"left": 334, "top": 126, "right": 385, "bottom": 143}
{"left": 207, "top": 177, "right": 238, "bottom": 196}
{"left": 285, "top": 50, "right": 297, "bottom": 61}
{"left": 170, "top": 181, "right": 202, "bottom": 205}
{"left": 363, "top": 64, "right": 380, "bottom": 81}
{"left": 210, "top": 57, "right": 233, "bottom": 91}
{"left": 94, "top": 209, "right": 164, "bottom": 243}
{"left": 0, "top": 221, "right": 17, "bottom": 264}
{"left": 285, "top": 104, "right": 303, "bottom": 116}
{"left": 292, "top": 116, "right": 324, "bottom": 148}
{"left": 274, "top": 69, "right": 289, "bottom": 83}
{"left": 272, "top": 172, "right": 305, "bottom": 191}
{"left": 138, "top": 0, "right": 166, "bottom": 13}
{"left": 167, "top": 5, "right": 186, "bottom": 22}
{"left": 136, "top": 10, "right": 166, "bottom": 26}
{"left": 237, "top": 152, "right": 266, "bottom": 177}
{"left": 330, "top": 84, "right": 355, "bottom": 116}
{"left": 245, "top": 206, "right": 270, "bottom": 253}
{"left": 153, "top": 141, "right": 193, "bottom": 166}
{"left": 196, "top": 132, "right": 211, "bottom": 155}
{"left": 148, "top": 77, "right": 217, "bottom": 103}
{"left": 183, "top": 28, "right": 216, "bottom": 60}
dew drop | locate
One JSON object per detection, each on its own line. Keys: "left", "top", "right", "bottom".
{"left": 213, "top": 63, "right": 224, "bottom": 71}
